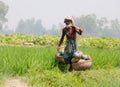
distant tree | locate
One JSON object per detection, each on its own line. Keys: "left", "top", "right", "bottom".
{"left": 16, "top": 19, "right": 26, "bottom": 33}
{"left": 15, "top": 14, "right": 120, "bottom": 37}
{"left": 110, "top": 19, "right": 120, "bottom": 37}
{"left": 15, "top": 18, "right": 46, "bottom": 35}
{"left": 97, "top": 17, "right": 109, "bottom": 30}
{"left": 95, "top": 17, "right": 109, "bottom": 36}
{"left": 47, "top": 24, "right": 61, "bottom": 35}
{"left": 0, "top": 1, "right": 8, "bottom": 30}
{"left": 74, "top": 14, "right": 97, "bottom": 36}
{"left": 34, "top": 19, "right": 46, "bottom": 35}
{"left": 110, "top": 19, "right": 120, "bottom": 31}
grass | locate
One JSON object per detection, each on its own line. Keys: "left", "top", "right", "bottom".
{"left": 79, "top": 46, "right": 120, "bottom": 69}
{"left": 0, "top": 46, "right": 56, "bottom": 75}
{"left": 0, "top": 46, "right": 120, "bottom": 87}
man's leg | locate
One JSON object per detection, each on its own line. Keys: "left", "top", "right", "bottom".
{"left": 68, "top": 62, "right": 73, "bottom": 72}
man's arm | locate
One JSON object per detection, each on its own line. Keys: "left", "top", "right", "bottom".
{"left": 58, "top": 29, "right": 65, "bottom": 47}
{"left": 75, "top": 26, "right": 83, "bottom": 35}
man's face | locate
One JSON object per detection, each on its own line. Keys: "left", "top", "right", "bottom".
{"left": 65, "top": 20, "right": 71, "bottom": 25}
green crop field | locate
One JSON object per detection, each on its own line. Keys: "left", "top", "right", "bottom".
{"left": 0, "top": 34, "right": 120, "bottom": 87}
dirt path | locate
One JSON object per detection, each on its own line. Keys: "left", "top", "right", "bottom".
{"left": 4, "top": 78, "right": 29, "bottom": 87}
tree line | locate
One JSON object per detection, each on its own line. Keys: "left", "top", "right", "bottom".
{"left": 0, "top": 1, "right": 120, "bottom": 37}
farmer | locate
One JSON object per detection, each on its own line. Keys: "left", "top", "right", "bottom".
{"left": 57, "top": 16, "right": 83, "bottom": 72}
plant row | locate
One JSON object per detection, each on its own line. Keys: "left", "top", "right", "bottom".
{"left": 0, "top": 34, "right": 120, "bottom": 48}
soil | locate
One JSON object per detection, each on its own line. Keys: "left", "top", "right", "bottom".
{"left": 4, "top": 78, "right": 29, "bottom": 87}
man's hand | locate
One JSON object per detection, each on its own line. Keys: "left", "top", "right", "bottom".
{"left": 57, "top": 46, "right": 61, "bottom": 52}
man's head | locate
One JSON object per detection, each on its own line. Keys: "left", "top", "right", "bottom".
{"left": 64, "top": 16, "right": 75, "bottom": 26}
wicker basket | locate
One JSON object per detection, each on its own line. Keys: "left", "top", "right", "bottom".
{"left": 55, "top": 53, "right": 64, "bottom": 62}
{"left": 72, "top": 59, "right": 92, "bottom": 71}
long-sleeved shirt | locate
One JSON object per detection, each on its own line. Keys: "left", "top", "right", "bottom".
{"left": 58, "top": 26, "right": 83, "bottom": 47}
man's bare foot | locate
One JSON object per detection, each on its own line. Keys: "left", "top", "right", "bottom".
{"left": 68, "top": 67, "right": 73, "bottom": 72}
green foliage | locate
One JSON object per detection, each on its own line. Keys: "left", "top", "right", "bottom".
{"left": 0, "top": 46, "right": 120, "bottom": 87}
{"left": 0, "top": 34, "right": 120, "bottom": 86}
{"left": 0, "top": 34, "right": 120, "bottom": 48}
{"left": 79, "top": 47, "right": 120, "bottom": 69}
{"left": 0, "top": 46, "right": 56, "bottom": 75}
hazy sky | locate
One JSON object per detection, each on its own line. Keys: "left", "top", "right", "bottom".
{"left": 1, "top": 0, "right": 120, "bottom": 30}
